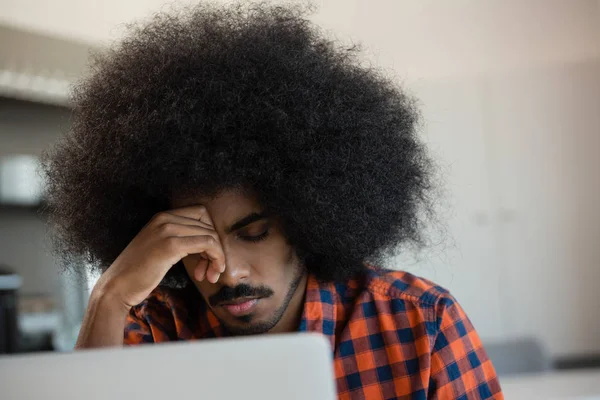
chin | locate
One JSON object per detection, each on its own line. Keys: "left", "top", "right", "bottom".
{"left": 224, "top": 319, "right": 276, "bottom": 336}
{"left": 219, "top": 307, "right": 281, "bottom": 336}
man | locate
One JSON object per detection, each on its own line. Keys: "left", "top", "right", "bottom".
{"left": 42, "top": 2, "right": 503, "bottom": 399}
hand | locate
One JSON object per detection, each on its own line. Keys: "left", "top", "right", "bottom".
{"left": 94, "top": 205, "right": 226, "bottom": 308}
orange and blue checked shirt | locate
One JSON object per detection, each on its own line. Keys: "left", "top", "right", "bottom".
{"left": 124, "top": 267, "right": 503, "bottom": 399}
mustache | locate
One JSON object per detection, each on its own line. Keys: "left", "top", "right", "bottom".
{"left": 208, "top": 283, "right": 274, "bottom": 306}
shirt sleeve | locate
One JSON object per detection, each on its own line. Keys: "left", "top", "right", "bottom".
{"left": 428, "top": 295, "right": 504, "bottom": 399}
{"left": 123, "top": 305, "right": 155, "bottom": 345}
{"left": 123, "top": 288, "right": 177, "bottom": 345}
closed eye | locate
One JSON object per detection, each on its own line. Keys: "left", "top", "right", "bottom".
{"left": 238, "top": 229, "right": 270, "bottom": 242}
{"left": 237, "top": 219, "right": 271, "bottom": 243}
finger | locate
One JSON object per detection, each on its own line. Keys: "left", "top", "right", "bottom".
{"left": 150, "top": 209, "right": 214, "bottom": 231}
{"left": 205, "top": 264, "right": 221, "bottom": 284}
{"left": 157, "top": 222, "right": 219, "bottom": 240}
{"left": 161, "top": 213, "right": 214, "bottom": 230}
{"left": 174, "top": 236, "right": 226, "bottom": 275}
{"left": 167, "top": 205, "right": 216, "bottom": 227}
{"left": 194, "top": 259, "right": 208, "bottom": 282}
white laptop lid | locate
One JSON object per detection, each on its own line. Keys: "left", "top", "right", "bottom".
{"left": 0, "top": 332, "right": 336, "bottom": 400}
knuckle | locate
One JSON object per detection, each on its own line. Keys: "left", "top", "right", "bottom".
{"left": 151, "top": 212, "right": 169, "bottom": 224}
{"left": 197, "top": 207, "right": 213, "bottom": 221}
{"left": 156, "top": 222, "right": 174, "bottom": 236}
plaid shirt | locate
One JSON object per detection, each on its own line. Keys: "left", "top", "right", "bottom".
{"left": 125, "top": 267, "right": 503, "bottom": 399}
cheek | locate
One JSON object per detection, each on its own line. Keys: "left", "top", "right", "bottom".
{"left": 249, "top": 240, "right": 299, "bottom": 290}
{"left": 244, "top": 238, "right": 293, "bottom": 274}
{"left": 181, "top": 227, "right": 298, "bottom": 291}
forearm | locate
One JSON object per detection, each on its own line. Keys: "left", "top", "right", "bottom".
{"left": 75, "top": 287, "right": 131, "bottom": 349}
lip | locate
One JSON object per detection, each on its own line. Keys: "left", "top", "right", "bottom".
{"left": 220, "top": 298, "right": 260, "bottom": 316}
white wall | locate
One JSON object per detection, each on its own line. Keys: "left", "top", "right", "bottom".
{"left": 1, "top": 0, "right": 599, "bottom": 357}
{"left": 485, "top": 61, "right": 600, "bottom": 356}
{"left": 1, "top": 0, "right": 599, "bottom": 80}
{"left": 405, "top": 59, "right": 600, "bottom": 358}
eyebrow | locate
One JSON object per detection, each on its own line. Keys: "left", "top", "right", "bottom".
{"left": 226, "top": 212, "right": 269, "bottom": 234}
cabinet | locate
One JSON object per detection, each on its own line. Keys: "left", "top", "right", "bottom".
{"left": 483, "top": 60, "right": 600, "bottom": 356}
{"left": 402, "top": 77, "right": 508, "bottom": 341}
{"left": 402, "top": 58, "right": 600, "bottom": 357}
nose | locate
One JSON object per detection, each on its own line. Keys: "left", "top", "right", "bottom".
{"left": 217, "top": 246, "right": 251, "bottom": 287}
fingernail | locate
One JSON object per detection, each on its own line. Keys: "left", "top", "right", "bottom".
{"left": 212, "top": 273, "right": 220, "bottom": 283}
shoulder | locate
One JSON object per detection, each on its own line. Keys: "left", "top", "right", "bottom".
{"left": 331, "top": 265, "right": 461, "bottom": 326}
{"left": 362, "top": 265, "right": 454, "bottom": 307}
{"left": 336, "top": 265, "right": 466, "bottom": 327}
{"left": 332, "top": 266, "right": 472, "bottom": 343}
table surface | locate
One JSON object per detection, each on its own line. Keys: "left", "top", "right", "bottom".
{"left": 500, "top": 369, "right": 600, "bottom": 399}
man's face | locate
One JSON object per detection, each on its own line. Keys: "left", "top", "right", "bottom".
{"left": 172, "top": 189, "right": 307, "bottom": 335}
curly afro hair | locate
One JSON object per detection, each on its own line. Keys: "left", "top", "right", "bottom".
{"left": 41, "top": 1, "right": 435, "bottom": 287}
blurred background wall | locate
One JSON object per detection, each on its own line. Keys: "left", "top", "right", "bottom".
{"left": 0, "top": 0, "right": 598, "bottom": 364}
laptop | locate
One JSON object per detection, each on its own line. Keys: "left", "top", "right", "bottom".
{"left": 0, "top": 332, "right": 337, "bottom": 400}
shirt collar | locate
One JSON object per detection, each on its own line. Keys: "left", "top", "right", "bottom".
{"left": 298, "top": 273, "right": 337, "bottom": 350}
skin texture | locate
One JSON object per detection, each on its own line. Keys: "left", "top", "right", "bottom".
{"left": 174, "top": 189, "right": 307, "bottom": 335}
{"left": 75, "top": 189, "right": 307, "bottom": 348}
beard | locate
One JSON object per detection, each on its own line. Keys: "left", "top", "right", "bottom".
{"left": 213, "top": 263, "right": 306, "bottom": 336}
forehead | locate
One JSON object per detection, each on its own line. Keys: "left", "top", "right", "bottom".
{"left": 171, "top": 188, "right": 262, "bottom": 221}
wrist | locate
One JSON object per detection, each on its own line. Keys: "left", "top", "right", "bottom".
{"left": 76, "top": 279, "right": 132, "bottom": 349}
{"left": 89, "top": 278, "right": 132, "bottom": 315}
